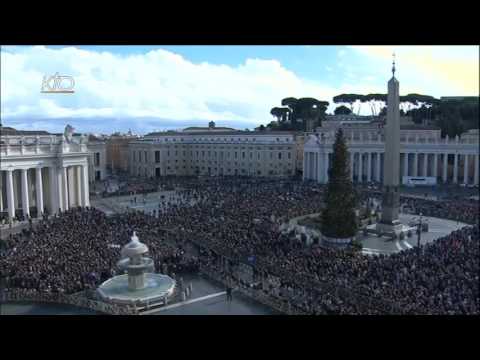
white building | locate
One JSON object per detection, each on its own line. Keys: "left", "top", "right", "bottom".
{"left": 303, "top": 119, "right": 479, "bottom": 186}
{"left": 0, "top": 126, "right": 92, "bottom": 220}
{"left": 129, "top": 126, "right": 297, "bottom": 178}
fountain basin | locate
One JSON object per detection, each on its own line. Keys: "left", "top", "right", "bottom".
{"left": 97, "top": 273, "right": 176, "bottom": 306}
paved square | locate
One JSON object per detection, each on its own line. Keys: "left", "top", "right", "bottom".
{"left": 360, "top": 213, "right": 468, "bottom": 255}
{"left": 147, "top": 275, "right": 278, "bottom": 315}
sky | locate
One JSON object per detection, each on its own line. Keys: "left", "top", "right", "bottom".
{"left": 1, "top": 45, "right": 478, "bottom": 135}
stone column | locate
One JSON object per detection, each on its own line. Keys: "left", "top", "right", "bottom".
{"left": 6, "top": 170, "right": 15, "bottom": 219}
{"left": 305, "top": 153, "right": 309, "bottom": 179}
{"left": 49, "top": 167, "right": 58, "bottom": 213}
{"left": 76, "top": 166, "right": 82, "bottom": 206}
{"left": 0, "top": 172, "right": 3, "bottom": 213}
{"left": 463, "top": 154, "right": 469, "bottom": 185}
{"left": 81, "top": 164, "right": 90, "bottom": 207}
{"left": 302, "top": 152, "right": 306, "bottom": 181}
{"left": 423, "top": 154, "right": 428, "bottom": 177}
{"left": 367, "top": 152, "right": 372, "bottom": 182}
{"left": 358, "top": 152, "right": 363, "bottom": 183}
{"left": 403, "top": 153, "right": 408, "bottom": 178}
{"left": 413, "top": 153, "right": 418, "bottom": 177}
{"left": 350, "top": 151, "right": 354, "bottom": 181}
{"left": 50, "top": 167, "right": 61, "bottom": 213}
{"left": 453, "top": 154, "right": 458, "bottom": 183}
{"left": 62, "top": 166, "right": 69, "bottom": 211}
{"left": 474, "top": 154, "right": 479, "bottom": 185}
{"left": 433, "top": 153, "right": 438, "bottom": 181}
{"left": 376, "top": 152, "right": 381, "bottom": 182}
{"left": 21, "top": 169, "right": 30, "bottom": 218}
{"left": 325, "top": 152, "right": 330, "bottom": 183}
{"left": 318, "top": 152, "right": 322, "bottom": 183}
{"left": 67, "top": 166, "right": 76, "bottom": 208}
{"left": 35, "top": 167, "right": 44, "bottom": 216}
{"left": 443, "top": 153, "right": 448, "bottom": 183}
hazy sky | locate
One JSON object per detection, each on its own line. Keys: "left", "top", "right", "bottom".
{"left": 1, "top": 45, "right": 478, "bottom": 135}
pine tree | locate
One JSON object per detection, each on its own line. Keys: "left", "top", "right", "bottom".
{"left": 321, "top": 128, "right": 358, "bottom": 238}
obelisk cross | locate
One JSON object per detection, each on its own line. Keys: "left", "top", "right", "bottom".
{"left": 392, "top": 52, "right": 396, "bottom": 77}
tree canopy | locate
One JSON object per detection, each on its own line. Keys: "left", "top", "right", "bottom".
{"left": 334, "top": 105, "right": 352, "bottom": 115}
{"left": 267, "top": 97, "right": 330, "bottom": 131}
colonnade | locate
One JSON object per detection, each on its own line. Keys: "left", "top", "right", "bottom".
{"left": 0, "top": 164, "right": 90, "bottom": 220}
{"left": 303, "top": 150, "right": 479, "bottom": 185}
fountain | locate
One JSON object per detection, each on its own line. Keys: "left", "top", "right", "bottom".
{"left": 97, "top": 232, "right": 176, "bottom": 308}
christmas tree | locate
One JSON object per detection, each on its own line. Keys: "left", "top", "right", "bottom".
{"left": 321, "top": 128, "right": 358, "bottom": 238}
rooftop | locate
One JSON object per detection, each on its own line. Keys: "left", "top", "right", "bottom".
{"left": 0, "top": 126, "right": 51, "bottom": 136}
{"left": 145, "top": 130, "right": 296, "bottom": 137}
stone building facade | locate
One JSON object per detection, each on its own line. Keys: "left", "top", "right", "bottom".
{"left": 0, "top": 126, "right": 91, "bottom": 220}
{"left": 303, "top": 119, "right": 479, "bottom": 186}
{"left": 128, "top": 130, "right": 297, "bottom": 178}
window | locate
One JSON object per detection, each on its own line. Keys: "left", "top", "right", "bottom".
{"left": 278, "top": 152, "right": 282, "bottom": 160}
{"left": 242, "top": 152, "right": 245, "bottom": 159}
{"left": 235, "top": 152, "right": 238, "bottom": 159}
{"left": 155, "top": 151, "right": 160, "bottom": 163}
{"left": 95, "top": 152, "right": 100, "bottom": 166}
{"left": 288, "top": 152, "right": 291, "bottom": 159}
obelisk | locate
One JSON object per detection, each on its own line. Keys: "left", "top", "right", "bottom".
{"left": 379, "top": 55, "right": 401, "bottom": 231}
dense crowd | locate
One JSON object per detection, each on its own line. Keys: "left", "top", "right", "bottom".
{"left": 0, "top": 207, "right": 198, "bottom": 294}
{"left": 1, "top": 177, "right": 478, "bottom": 314}
{"left": 360, "top": 190, "right": 479, "bottom": 225}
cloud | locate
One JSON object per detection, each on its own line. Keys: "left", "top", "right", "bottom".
{"left": 2, "top": 46, "right": 353, "bottom": 133}
{"left": 349, "top": 46, "right": 479, "bottom": 95}
{"left": 2, "top": 46, "right": 477, "bottom": 134}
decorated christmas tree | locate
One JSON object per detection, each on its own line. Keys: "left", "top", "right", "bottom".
{"left": 321, "top": 128, "right": 358, "bottom": 238}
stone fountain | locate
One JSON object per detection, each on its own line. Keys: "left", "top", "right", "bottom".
{"left": 97, "top": 232, "right": 176, "bottom": 307}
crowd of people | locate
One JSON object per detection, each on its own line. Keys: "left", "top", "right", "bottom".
{"left": 0, "top": 207, "right": 199, "bottom": 295}
{"left": 1, "top": 177, "right": 478, "bottom": 315}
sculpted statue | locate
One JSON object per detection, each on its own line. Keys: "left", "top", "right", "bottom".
{"left": 63, "top": 124, "right": 75, "bottom": 143}
{"left": 79, "top": 134, "right": 88, "bottom": 144}
{"left": 308, "top": 134, "right": 318, "bottom": 143}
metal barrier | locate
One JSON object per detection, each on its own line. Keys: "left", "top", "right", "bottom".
{"left": 4, "top": 289, "right": 136, "bottom": 315}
